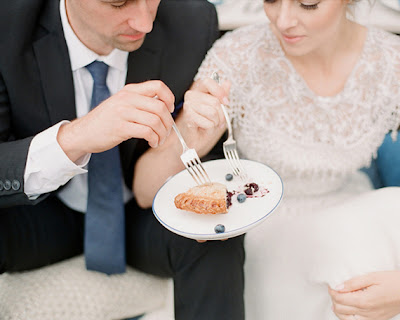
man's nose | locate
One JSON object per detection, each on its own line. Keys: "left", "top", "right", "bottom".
{"left": 276, "top": 1, "right": 298, "bottom": 31}
{"left": 127, "top": 0, "right": 154, "bottom": 33}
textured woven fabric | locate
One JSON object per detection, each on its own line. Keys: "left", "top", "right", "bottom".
{"left": 0, "top": 256, "right": 171, "bottom": 320}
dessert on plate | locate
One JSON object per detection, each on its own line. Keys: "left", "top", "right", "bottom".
{"left": 174, "top": 182, "right": 228, "bottom": 214}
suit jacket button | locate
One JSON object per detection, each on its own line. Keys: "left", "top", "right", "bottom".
{"left": 0, "top": 181, "right": 3, "bottom": 191}
{"left": 4, "top": 179, "right": 11, "bottom": 191}
{"left": 12, "top": 180, "right": 21, "bottom": 191}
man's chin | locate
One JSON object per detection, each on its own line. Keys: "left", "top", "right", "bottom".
{"left": 115, "top": 37, "right": 146, "bottom": 52}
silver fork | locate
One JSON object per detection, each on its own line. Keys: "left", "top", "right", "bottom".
{"left": 211, "top": 72, "right": 247, "bottom": 179}
{"left": 172, "top": 122, "right": 211, "bottom": 185}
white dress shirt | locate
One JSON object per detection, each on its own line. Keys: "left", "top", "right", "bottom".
{"left": 24, "top": 0, "right": 132, "bottom": 212}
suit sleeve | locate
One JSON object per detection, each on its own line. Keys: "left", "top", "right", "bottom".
{"left": 0, "top": 71, "right": 48, "bottom": 208}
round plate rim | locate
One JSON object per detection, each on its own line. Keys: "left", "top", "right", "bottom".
{"left": 152, "top": 159, "right": 284, "bottom": 240}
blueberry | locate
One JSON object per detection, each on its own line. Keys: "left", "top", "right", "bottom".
{"left": 237, "top": 193, "right": 246, "bottom": 203}
{"left": 225, "top": 173, "right": 233, "bottom": 181}
{"left": 214, "top": 224, "right": 225, "bottom": 233}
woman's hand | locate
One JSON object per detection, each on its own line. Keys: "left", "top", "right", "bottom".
{"left": 329, "top": 271, "right": 400, "bottom": 320}
{"left": 133, "top": 77, "right": 231, "bottom": 208}
{"left": 175, "top": 77, "right": 231, "bottom": 158}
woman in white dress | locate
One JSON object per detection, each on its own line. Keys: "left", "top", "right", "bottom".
{"left": 180, "top": 0, "right": 400, "bottom": 319}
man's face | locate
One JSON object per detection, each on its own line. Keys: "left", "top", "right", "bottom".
{"left": 66, "top": 0, "right": 161, "bottom": 55}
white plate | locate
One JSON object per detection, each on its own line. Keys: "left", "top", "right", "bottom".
{"left": 379, "top": 0, "right": 400, "bottom": 11}
{"left": 152, "top": 159, "right": 283, "bottom": 240}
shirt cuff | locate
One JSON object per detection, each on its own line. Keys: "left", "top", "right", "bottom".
{"left": 24, "top": 121, "right": 90, "bottom": 198}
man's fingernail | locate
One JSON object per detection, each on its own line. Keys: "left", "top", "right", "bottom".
{"left": 223, "top": 97, "right": 229, "bottom": 105}
{"left": 335, "top": 284, "right": 344, "bottom": 291}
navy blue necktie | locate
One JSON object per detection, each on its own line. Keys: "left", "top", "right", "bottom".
{"left": 85, "top": 61, "right": 126, "bottom": 274}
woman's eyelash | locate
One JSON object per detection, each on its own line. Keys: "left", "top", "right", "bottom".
{"left": 263, "top": 0, "right": 319, "bottom": 10}
{"left": 300, "top": 2, "right": 320, "bottom": 10}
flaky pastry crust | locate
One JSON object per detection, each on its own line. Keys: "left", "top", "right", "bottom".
{"left": 174, "top": 182, "right": 228, "bottom": 214}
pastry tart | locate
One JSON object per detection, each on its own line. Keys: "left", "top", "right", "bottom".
{"left": 174, "top": 182, "right": 228, "bottom": 214}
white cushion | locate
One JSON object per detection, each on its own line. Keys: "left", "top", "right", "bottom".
{"left": 0, "top": 255, "right": 171, "bottom": 320}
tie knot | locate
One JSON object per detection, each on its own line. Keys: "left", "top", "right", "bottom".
{"left": 86, "top": 61, "right": 109, "bottom": 86}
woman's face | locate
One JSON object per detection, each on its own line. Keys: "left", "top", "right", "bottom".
{"left": 264, "top": 0, "right": 349, "bottom": 57}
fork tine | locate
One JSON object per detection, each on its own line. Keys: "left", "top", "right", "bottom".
{"left": 189, "top": 160, "right": 207, "bottom": 185}
{"left": 184, "top": 162, "right": 202, "bottom": 185}
{"left": 225, "top": 147, "right": 247, "bottom": 179}
{"left": 193, "top": 158, "right": 211, "bottom": 183}
{"left": 185, "top": 157, "right": 211, "bottom": 185}
{"left": 229, "top": 151, "right": 242, "bottom": 176}
{"left": 231, "top": 149, "right": 246, "bottom": 175}
{"left": 174, "top": 122, "right": 211, "bottom": 185}
{"left": 224, "top": 149, "right": 241, "bottom": 176}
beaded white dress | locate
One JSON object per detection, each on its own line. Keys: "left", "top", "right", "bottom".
{"left": 195, "top": 23, "right": 400, "bottom": 320}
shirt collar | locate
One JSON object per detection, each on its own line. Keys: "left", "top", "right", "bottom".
{"left": 59, "top": 0, "right": 128, "bottom": 72}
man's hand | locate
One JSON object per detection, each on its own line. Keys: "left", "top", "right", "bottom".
{"left": 132, "top": 76, "right": 231, "bottom": 208}
{"left": 329, "top": 271, "right": 400, "bottom": 320}
{"left": 58, "top": 80, "right": 175, "bottom": 162}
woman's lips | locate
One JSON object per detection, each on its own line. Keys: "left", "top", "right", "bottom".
{"left": 282, "top": 34, "right": 305, "bottom": 44}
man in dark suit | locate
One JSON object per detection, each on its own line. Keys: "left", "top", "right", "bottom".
{"left": 0, "top": 0, "right": 245, "bottom": 319}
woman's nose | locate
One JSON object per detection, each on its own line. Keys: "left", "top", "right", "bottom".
{"left": 275, "top": 1, "right": 298, "bottom": 31}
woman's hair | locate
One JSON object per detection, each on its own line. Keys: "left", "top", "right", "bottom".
{"left": 347, "top": 0, "right": 376, "bottom": 16}
{"left": 348, "top": 0, "right": 376, "bottom": 6}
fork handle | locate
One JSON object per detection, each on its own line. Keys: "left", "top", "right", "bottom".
{"left": 172, "top": 122, "right": 189, "bottom": 152}
{"left": 220, "top": 103, "right": 233, "bottom": 137}
{"left": 210, "top": 72, "right": 234, "bottom": 137}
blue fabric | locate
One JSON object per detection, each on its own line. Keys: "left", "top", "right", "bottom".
{"left": 172, "top": 100, "right": 184, "bottom": 118}
{"left": 85, "top": 61, "right": 126, "bottom": 274}
{"left": 360, "top": 159, "right": 383, "bottom": 189}
{"left": 376, "top": 133, "right": 400, "bottom": 187}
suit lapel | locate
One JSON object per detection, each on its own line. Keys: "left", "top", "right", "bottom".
{"left": 33, "top": 0, "right": 76, "bottom": 124}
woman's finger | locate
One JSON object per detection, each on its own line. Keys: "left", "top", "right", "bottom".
{"left": 191, "top": 78, "right": 229, "bottom": 105}
{"left": 332, "top": 302, "right": 362, "bottom": 317}
{"left": 184, "top": 91, "right": 225, "bottom": 127}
